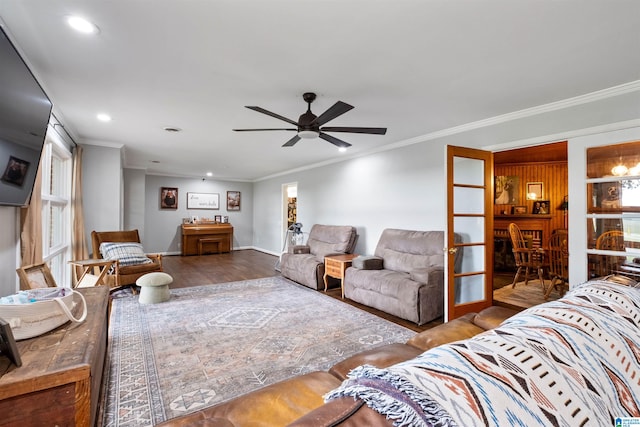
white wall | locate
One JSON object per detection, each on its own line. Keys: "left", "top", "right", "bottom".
{"left": 141, "top": 175, "right": 254, "bottom": 253}
{"left": 82, "top": 144, "right": 123, "bottom": 253}
{"left": 253, "top": 142, "right": 447, "bottom": 256}
{"left": 123, "top": 168, "right": 146, "bottom": 236}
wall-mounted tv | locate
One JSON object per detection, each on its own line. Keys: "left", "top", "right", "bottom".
{"left": 0, "top": 25, "right": 52, "bottom": 207}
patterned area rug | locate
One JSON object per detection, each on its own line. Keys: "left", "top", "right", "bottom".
{"left": 101, "top": 276, "right": 415, "bottom": 426}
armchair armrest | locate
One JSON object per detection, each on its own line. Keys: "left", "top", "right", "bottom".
{"left": 147, "top": 253, "right": 163, "bottom": 268}
{"left": 352, "top": 255, "right": 383, "bottom": 270}
{"left": 409, "top": 266, "right": 443, "bottom": 283}
{"left": 290, "top": 245, "right": 311, "bottom": 254}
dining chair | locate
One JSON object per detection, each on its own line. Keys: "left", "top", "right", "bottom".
{"left": 545, "top": 229, "right": 569, "bottom": 299}
{"left": 508, "top": 223, "right": 546, "bottom": 290}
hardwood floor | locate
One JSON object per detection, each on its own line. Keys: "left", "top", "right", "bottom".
{"left": 161, "top": 249, "right": 442, "bottom": 333}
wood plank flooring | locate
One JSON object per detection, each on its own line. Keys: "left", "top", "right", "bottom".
{"left": 161, "top": 249, "right": 442, "bottom": 332}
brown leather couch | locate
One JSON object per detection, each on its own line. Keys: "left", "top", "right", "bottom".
{"left": 157, "top": 305, "right": 518, "bottom": 427}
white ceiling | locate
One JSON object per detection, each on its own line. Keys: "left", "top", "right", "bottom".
{"left": 0, "top": 0, "right": 639, "bottom": 181}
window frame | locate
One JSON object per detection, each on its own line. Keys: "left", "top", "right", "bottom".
{"left": 41, "top": 136, "right": 72, "bottom": 286}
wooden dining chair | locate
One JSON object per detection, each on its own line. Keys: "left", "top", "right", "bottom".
{"left": 545, "top": 229, "right": 569, "bottom": 299}
{"left": 595, "top": 230, "right": 625, "bottom": 277}
{"left": 508, "top": 223, "right": 546, "bottom": 290}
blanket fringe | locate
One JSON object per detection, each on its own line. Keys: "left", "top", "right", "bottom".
{"left": 326, "top": 365, "right": 458, "bottom": 427}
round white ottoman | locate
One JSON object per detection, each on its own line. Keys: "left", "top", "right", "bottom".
{"left": 136, "top": 272, "right": 173, "bottom": 304}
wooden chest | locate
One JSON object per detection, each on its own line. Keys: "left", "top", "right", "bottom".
{"left": 0, "top": 286, "right": 109, "bottom": 427}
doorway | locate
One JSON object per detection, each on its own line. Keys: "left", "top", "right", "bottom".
{"left": 492, "top": 141, "right": 568, "bottom": 309}
{"left": 281, "top": 182, "right": 298, "bottom": 249}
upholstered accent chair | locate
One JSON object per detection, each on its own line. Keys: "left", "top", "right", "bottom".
{"left": 279, "top": 224, "right": 358, "bottom": 290}
{"left": 90, "top": 229, "right": 163, "bottom": 289}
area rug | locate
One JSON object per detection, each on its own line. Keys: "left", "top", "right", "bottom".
{"left": 101, "top": 276, "right": 415, "bottom": 426}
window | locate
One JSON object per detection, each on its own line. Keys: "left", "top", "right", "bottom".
{"left": 586, "top": 140, "right": 640, "bottom": 279}
{"left": 41, "top": 137, "right": 72, "bottom": 285}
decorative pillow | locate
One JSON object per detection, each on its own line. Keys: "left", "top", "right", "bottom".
{"left": 100, "top": 242, "right": 153, "bottom": 267}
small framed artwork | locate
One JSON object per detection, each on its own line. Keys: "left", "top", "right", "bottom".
{"left": 512, "top": 205, "right": 527, "bottom": 215}
{"left": 16, "top": 262, "right": 57, "bottom": 289}
{"left": 187, "top": 192, "right": 219, "bottom": 210}
{"left": 214, "top": 215, "right": 222, "bottom": 222}
{"left": 160, "top": 187, "right": 178, "bottom": 209}
{"left": 526, "top": 182, "right": 544, "bottom": 201}
{"left": 0, "top": 318, "right": 22, "bottom": 367}
{"left": 1, "top": 156, "right": 30, "bottom": 186}
{"left": 227, "top": 191, "right": 241, "bottom": 211}
{"left": 532, "top": 200, "right": 550, "bottom": 214}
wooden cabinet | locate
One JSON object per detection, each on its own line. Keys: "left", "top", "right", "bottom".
{"left": 181, "top": 223, "right": 234, "bottom": 256}
{"left": 0, "top": 286, "right": 109, "bottom": 427}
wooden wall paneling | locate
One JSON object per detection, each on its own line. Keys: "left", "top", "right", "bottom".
{"left": 494, "top": 161, "right": 568, "bottom": 245}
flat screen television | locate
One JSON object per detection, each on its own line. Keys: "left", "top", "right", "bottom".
{"left": 0, "top": 25, "right": 52, "bottom": 207}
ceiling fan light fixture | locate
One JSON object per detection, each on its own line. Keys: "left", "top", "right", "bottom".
{"left": 298, "top": 130, "right": 319, "bottom": 139}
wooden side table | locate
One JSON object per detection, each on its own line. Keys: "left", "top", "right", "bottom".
{"left": 323, "top": 254, "right": 359, "bottom": 298}
{"left": 68, "top": 259, "right": 115, "bottom": 288}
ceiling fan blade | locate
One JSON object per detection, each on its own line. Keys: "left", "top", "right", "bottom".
{"left": 282, "top": 135, "right": 301, "bottom": 147}
{"left": 233, "top": 128, "right": 297, "bottom": 132}
{"left": 320, "top": 126, "right": 387, "bottom": 135}
{"left": 311, "top": 101, "right": 354, "bottom": 126}
{"left": 319, "top": 132, "right": 351, "bottom": 148}
{"left": 245, "top": 106, "right": 299, "bottom": 126}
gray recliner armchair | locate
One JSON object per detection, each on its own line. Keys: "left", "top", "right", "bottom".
{"left": 279, "top": 224, "right": 358, "bottom": 290}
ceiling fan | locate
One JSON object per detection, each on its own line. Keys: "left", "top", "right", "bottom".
{"left": 233, "top": 92, "right": 387, "bottom": 148}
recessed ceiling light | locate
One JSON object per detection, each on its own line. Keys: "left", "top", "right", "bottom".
{"left": 163, "top": 126, "right": 182, "bottom": 133}
{"left": 97, "top": 113, "right": 111, "bottom": 122}
{"left": 206, "top": 172, "right": 213, "bottom": 177}
{"left": 67, "top": 16, "right": 99, "bottom": 34}
{"left": 338, "top": 147, "right": 348, "bottom": 153}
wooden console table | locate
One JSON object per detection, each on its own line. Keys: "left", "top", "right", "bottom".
{"left": 181, "top": 223, "right": 233, "bottom": 256}
{"left": 0, "top": 286, "right": 109, "bottom": 427}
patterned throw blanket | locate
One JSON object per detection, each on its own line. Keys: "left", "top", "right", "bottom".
{"left": 326, "top": 281, "right": 640, "bottom": 426}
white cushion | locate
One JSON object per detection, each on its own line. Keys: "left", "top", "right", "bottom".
{"left": 100, "top": 242, "right": 153, "bottom": 267}
{"left": 137, "top": 272, "right": 173, "bottom": 287}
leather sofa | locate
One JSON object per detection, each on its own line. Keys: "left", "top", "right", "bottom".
{"left": 279, "top": 224, "right": 357, "bottom": 290}
{"left": 157, "top": 305, "right": 518, "bottom": 427}
{"left": 344, "top": 229, "right": 461, "bottom": 325}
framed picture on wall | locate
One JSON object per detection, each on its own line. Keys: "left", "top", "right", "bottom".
{"left": 160, "top": 187, "right": 178, "bottom": 209}
{"left": 1, "top": 156, "right": 30, "bottom": 186}
{"left": 227, "top": 191, "right": 241, "bottom": 211}
{"left": 187, "top": 192, "right": 219, "bottom": 209}
{"left": 494, "top": 176, "right": 519, "bottom": 205}
{"left": 526, "top": 182, "right": 544, "bottom": 200}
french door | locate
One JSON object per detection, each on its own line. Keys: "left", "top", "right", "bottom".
{"left": 446, "top": 146, "right": 494, "bottom": 321}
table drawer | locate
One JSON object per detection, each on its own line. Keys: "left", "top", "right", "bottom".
{"left": 325, "top": 263, "right": 343, "bottom": 277}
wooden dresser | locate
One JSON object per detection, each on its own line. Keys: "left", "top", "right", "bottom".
{"left": 181, "top": 223, "right": 234, "bottom": 255}
{"left": 0, "top": 286, "right": 109, "bottom": 427}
